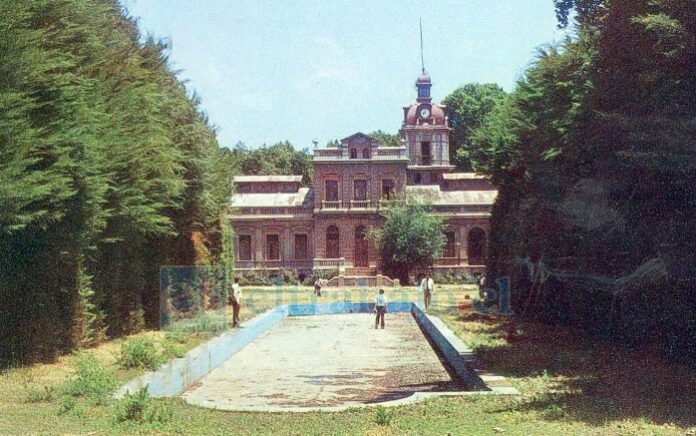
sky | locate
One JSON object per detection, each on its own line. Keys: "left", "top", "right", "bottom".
{"left": 119, "top": 1, "right": 568, "bottom": 149}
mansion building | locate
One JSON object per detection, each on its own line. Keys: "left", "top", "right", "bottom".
{"left": 228, "top": 72, "right": 497, "bottom": 284}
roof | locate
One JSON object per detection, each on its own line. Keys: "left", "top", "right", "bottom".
{"left": 230, "top": 187, "right": 314, "bottom": 208}
{"left": 442, "top": 172, "right": 488, "bottom": 180}
{"left": 233, "top": 175, "right": 302, "bottom": 183}
{"left": 404, "top": 103, "right": 446, "bottom": 126}
{"left": 405, "top": 185, "right": 497, "bottom": 206}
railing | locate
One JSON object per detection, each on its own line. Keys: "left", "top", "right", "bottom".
{"left": 234, "top": 260, "right": 313, "bottom": 270}
{"left": 375, "top": 147, "right": 407, "bottom": 158}
{"left": 314, "top": 148, "right": 342, "bottom": 158}
{"left": 313, "top": 257, "right": 345, "bottom": 269}
{"left": 349, "top": 199, "right": 372, "bottom": 209}
{"left": 321, "top": 200, "right": 342, "bottom": 209}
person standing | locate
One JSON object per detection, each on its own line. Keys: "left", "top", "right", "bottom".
{"left": 314, "top": 277, "right": 322, "bottom": 297}
{"left": 374, "top": 289, "right": 387, "bottom": 329}
{"left": 230, "top": 277, "right": 242, "bottom": 328}
{"left": 420, "top": 271, "right": 435, "bottom": 311}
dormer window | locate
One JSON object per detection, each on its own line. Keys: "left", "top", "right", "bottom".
{"left": 350, "top": 148, "right": 358, "bottom": 159}
{"left": 362, "top": 148, "right": 370, "bottom": 159}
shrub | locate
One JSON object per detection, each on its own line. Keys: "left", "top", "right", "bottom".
{"left": 115, "top": 387, "right": 172, "bottom": 425}
{"left": 64, "top": 356, "right": 117, "bottom": 402}
{"left": 374, "top": 405, "right": 392, "bottom": 426}
{"left": 118, "top": 338, "right": 164, "bottom": 371}
{"left": 24, "top": 385, "right": 55, "bottom": 403}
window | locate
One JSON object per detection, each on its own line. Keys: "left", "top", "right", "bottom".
{"left": 418, "top": 86, "right": 429, "bottom": 98}
{"left": 325, "top": 180, "right": 338, "bottom": 201}
{"left": 350, "top": 148, "right": 357, "bottom": 159}
{"left": 444, "top": 231, "right": 456, "bottom": 258}
{"left": 238, "top": 235, "right": 252, "bottom": 260}
{"left": 294, "top": 234, "right": 308, "bottom": 260}
{"left": 414, "top": 173, "right": 422, "bottom": 184}
{"left": 382, "top": 179, "right": 395, "bottom": 199}
{"left": 326, "top": 225, "right": 340, "bottom": 258}
{"left": 266, "top": 234, "right": 280, "bottom": 260}
{"left": 362, "top": 147, "right": 370, "bottom": 159}
{"left": 421, "top": 141, "right": 431, "bottom": 165}
{"left": 353, "top": 179, "right": 367, "bottom": 201}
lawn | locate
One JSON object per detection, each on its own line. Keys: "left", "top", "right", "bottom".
{"left": 1, "top": 285, "right": 695, "bottom": 435}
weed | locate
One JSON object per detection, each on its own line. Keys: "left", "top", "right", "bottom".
{"left": 24, "top": 385, "right": 55, "bottom": 403}
{"left": 64, "top": 356, "right": 117, "bottom": 403}
{"left": 118, "top": 338, "right": 164, "bottom": 370}
{"left": 115, "top": 387, "right": 172, "bottom": 425}
{"left": 374, "top": 406, "right": 392, "bottom": 426}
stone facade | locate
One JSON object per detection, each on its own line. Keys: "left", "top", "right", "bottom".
{"left": 228, "top": 72, "right": 498, "bottom": 281}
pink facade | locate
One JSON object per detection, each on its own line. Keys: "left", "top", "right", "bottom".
{"left": 228, "top": 72, "right": 497, "bottom": 280}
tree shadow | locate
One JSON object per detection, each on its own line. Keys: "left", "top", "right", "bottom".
{"left": 444, "top": 307, "right": 696, "bottom": 429}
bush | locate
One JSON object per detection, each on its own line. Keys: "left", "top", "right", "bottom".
{"left": 24, "top": 385, "right": 55, "bottom": 403}
{"left": 64, "top": 356, "right": 117, "bottom": 403}
{"left": 374, "top": 405, "right": 392, "bottom": 426}
{"left": 431, "top": 270, "right": 478, "bottom": 285}
{"left": 115, "top": 387, "right": 172, "bottom": 425}
{"left": 302, "top": 269, "right": 339, "bottom": 286}
{"left": 117, "top": 338, "right": 164, "bottom": 371}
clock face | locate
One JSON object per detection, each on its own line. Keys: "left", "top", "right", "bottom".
{"left": 419, "top": 107, "right": 431, "bottom": 118}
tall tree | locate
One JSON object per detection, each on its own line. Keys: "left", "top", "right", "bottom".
{"left": 442, "top": 83, "right": 506, "bottom": 170}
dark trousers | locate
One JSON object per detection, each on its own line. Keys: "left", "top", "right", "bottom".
{"left": 375, "top": 306, "right": 386, "bottom": 328}
{"left": 231, "top": 300, "right": 240, "bottom": 327}
{"left": 314, "top": 286, "right": 321, "bottom": 297}
{"left": 424, "top": 291, "right": 432, "bottom": 310}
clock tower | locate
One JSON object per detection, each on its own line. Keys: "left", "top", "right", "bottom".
{"left": 400, "top": 71, "right": 454, "bottom": 185}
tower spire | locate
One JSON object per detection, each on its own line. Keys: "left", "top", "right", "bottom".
{"left": 419, "top": 18, "right": 425, "bottom": 74}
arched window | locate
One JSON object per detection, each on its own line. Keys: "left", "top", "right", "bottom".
{"left": 467, "top": 228, "right": 486, "bottom": 265}
{"left": 350, "top": 148, "right": 358, "bottom": 159}
{"left": 362, "top": 147, "right": 370, "bottom": 159}
{"left": 326, "top": 225, "right": 340, "bottom": 258}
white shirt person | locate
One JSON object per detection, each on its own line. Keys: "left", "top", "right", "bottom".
{"left": 419, "top": 273, "right": 435, "bottom": 311}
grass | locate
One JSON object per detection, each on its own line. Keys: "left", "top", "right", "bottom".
{"left": 1, "top": 285, "right": 695, "bottom": 435}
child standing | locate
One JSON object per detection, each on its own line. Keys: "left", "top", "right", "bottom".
{"left": 374, "top": 289, "right": 387, "bottom": 329}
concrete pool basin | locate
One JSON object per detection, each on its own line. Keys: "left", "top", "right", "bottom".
{"left": 114, "top": 302, "right": 518, "bottom": 411}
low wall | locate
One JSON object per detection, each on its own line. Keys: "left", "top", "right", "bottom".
{"left": 114, "top": 306, "right": 289, "bottom": 398}
{"left": 287, "top": 301, "right": 412, "bottom": 315}
{"left": 411, "top": 305, "right": 519, "bottom": 394}
{"left": 411, "top": 304, "right": 489, "bottom": 391}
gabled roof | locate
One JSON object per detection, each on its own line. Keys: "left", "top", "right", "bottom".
{"left": 340, "top": 132, "right": 376, "bottom": 143}
{"left": 233, "top": 175, "right": 302, "bottom": 183}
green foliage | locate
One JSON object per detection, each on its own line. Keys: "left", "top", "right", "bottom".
{"left": 114, "top": 387, "right": 172, "bottom": 425}
{"left": 117, "top": 338, "right": 164, "bottom": 371}
{"left": 478, "top": 0, "right": 696, "bottom": 361}
{"left": 368, "top": 198, "right": 445, "bottom": 284}
{"left": 231, "top": 141, "right": 313, "bottom": 186}
{"left": 442, "top": 83, "right": 506, "bottom": 170}
{"left": 0, "top": 0, "right": 231, "bottom": 364}
{"left": 24, "top": 385, "right": 56, "bottom": 403}
{"left": 64, "top": 356, "right": 117, "bottom": 402}
{"left": 373, "top": 406, "right": 392, "bottom": 425}
{"left": 369, "top": 130, "right": 401, "bottom": 147}
{"left": 431, "top": 271, "right": 478, "bottom": 285}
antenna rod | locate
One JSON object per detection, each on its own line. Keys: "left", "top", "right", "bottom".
{"left": 419, "top": 18, "right": 425, "bottom": 73}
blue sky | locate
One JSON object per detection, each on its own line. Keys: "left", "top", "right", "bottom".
{"left": 119, "top": 1, "right": 568, "bottom": 149}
